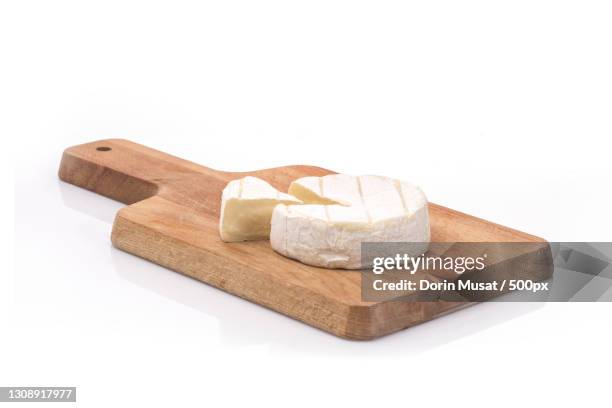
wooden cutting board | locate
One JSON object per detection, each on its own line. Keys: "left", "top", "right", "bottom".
{"left": 59, "top": 139, "right": 546, "bottom": 340}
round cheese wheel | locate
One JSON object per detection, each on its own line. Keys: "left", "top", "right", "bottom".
{"left": 270, "top": 174, "right": 430, "bottom": 269}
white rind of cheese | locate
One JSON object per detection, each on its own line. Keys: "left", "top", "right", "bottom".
{"left": 219, "top": 176, "right": 302, "bottom": 242}
{"left": 270, "top": 174, "right": 430, "bottom": 269}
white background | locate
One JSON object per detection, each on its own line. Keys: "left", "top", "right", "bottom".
{"left": 3, "top": 1, "right": 611, "bottom": 407}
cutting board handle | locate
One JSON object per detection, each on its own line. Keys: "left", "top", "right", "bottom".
{"left": 58, "top": 138, "right": 208, "bottom": 204}
{"left": 59, "top": 138, "right": 333, "bottom": 214}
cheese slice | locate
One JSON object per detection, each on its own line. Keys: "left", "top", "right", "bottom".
{"left": 270, "top": 174, "right": 430, "bottom": 269}
{"left": 219, "top": 176, "right": 302, "bottom": 242}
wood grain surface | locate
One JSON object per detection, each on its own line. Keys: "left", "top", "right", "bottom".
{"left": 58, "top": 139, "right": 548, "bottom": 339}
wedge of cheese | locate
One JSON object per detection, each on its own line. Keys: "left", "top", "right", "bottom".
{"left": 270, "top": 174, "right": 430, "bottom": 269}
{"left": 219, "top": 176, "right": 302, "bottom": 242}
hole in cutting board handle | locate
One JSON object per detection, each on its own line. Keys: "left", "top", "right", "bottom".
{"left": 96, "top": 146, "right": 112, "bottom": 151}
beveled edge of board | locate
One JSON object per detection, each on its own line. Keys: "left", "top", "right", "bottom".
{"left": 109, "top": 197, "right": 552, "bottom": 340}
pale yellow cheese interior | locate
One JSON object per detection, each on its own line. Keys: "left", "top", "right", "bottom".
{"left": 221, "top": 198, "right": 301, "bottom": 242}
{"left": 219, "top": 176, "right": 302, "bottom": 242}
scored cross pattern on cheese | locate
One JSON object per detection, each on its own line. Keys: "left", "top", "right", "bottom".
{"left": 289, "top": 174, "right": 415, "bottom": 222}
{"left": 219, "top": 176, "right": 302, "bottom": 242}
{"left": 270, "top": 174, "right": 430, "bottom": 269}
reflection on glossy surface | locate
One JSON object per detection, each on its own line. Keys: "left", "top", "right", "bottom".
{"left": 59, "top": 180, "right": 122, "bottom": 224}
{"left": 114, "top": 244, "right": 548, "bottom": 353}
